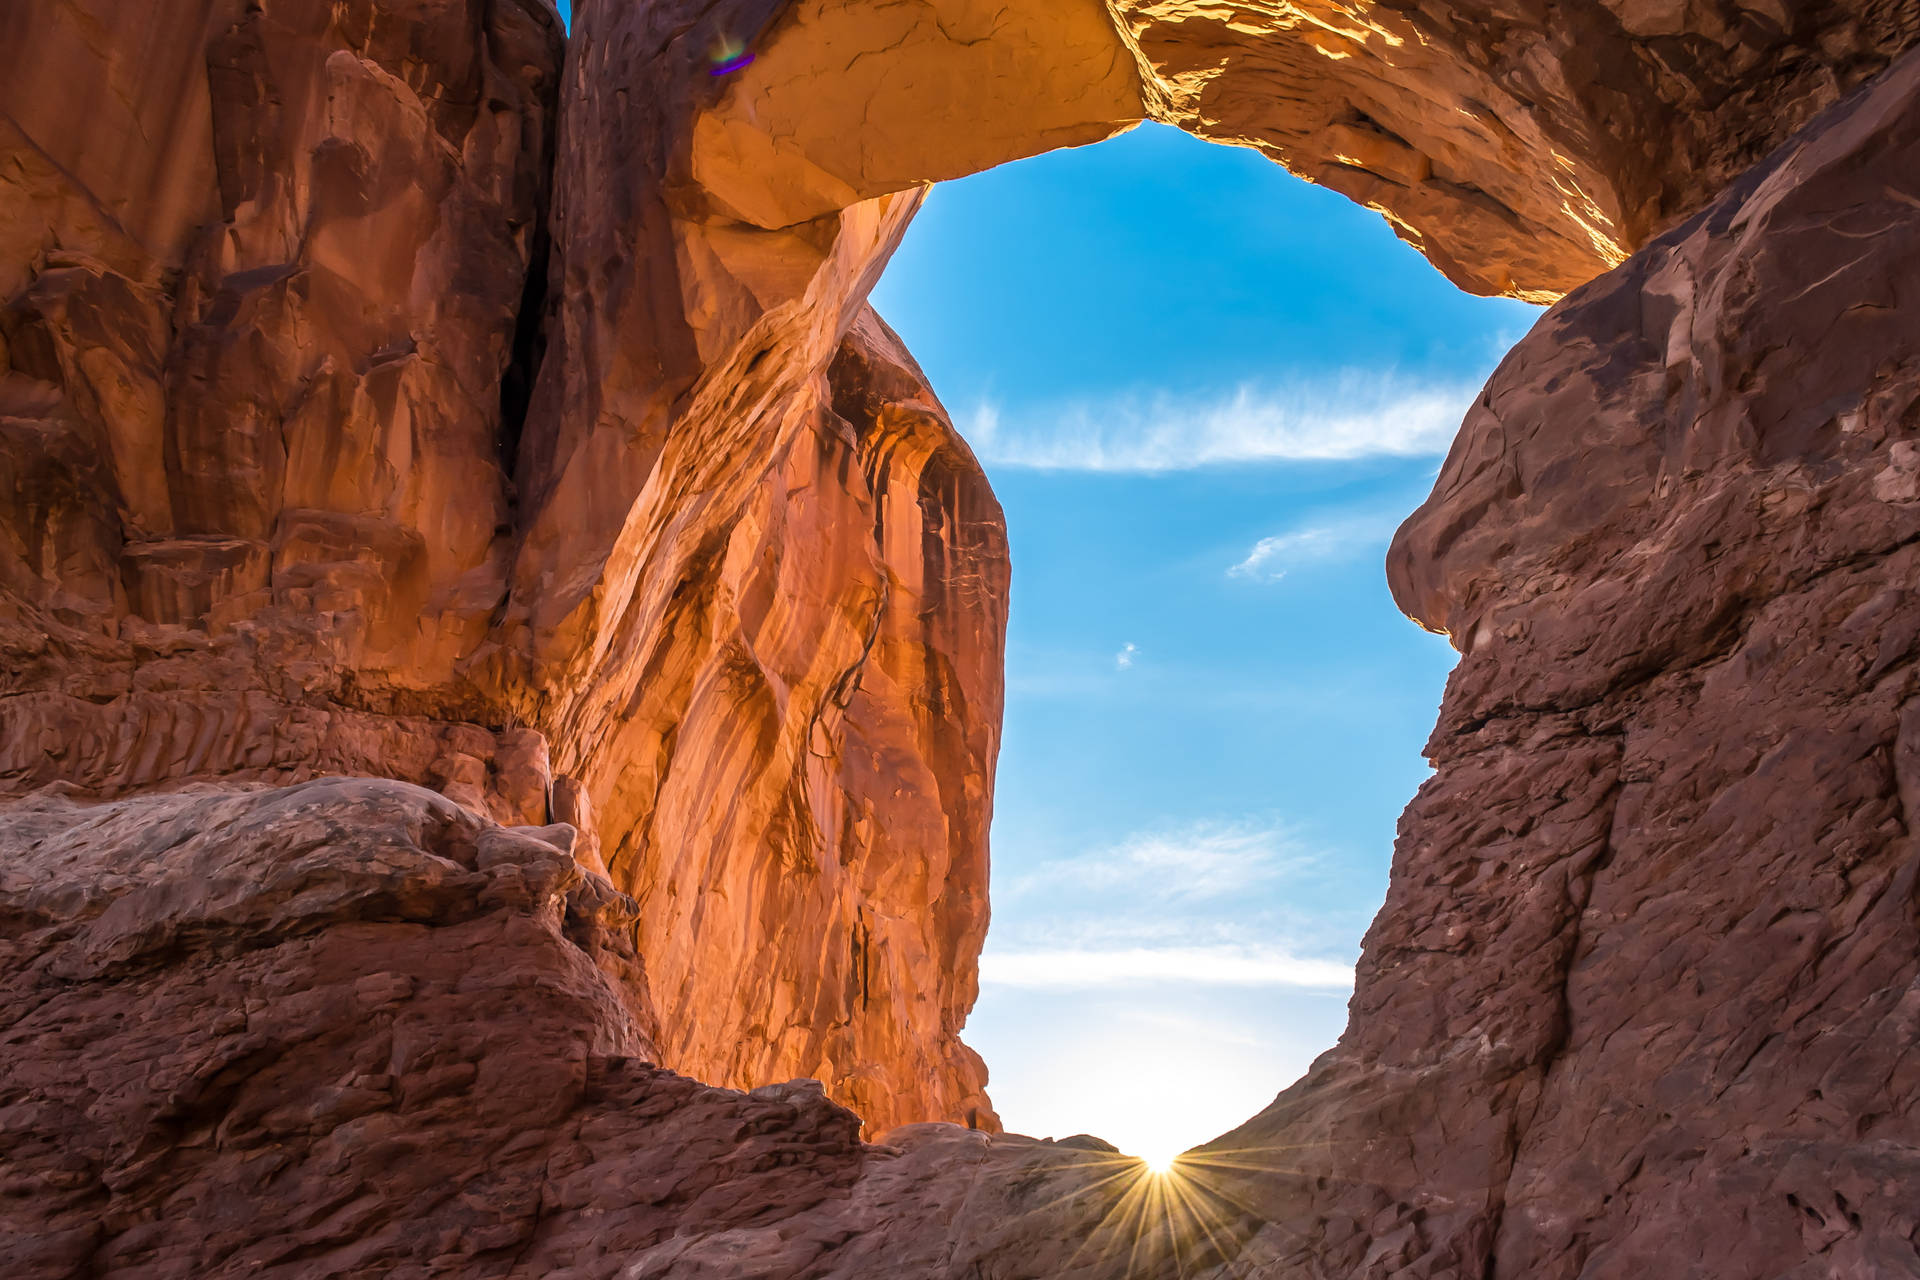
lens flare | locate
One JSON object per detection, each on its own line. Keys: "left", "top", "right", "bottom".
{"left": 1140, "top": 1149, "right": 1180, "bottom": 1176}
{"left": 709, "top": 35, "right": 754, "bottom": 76}
{"left": 978, "top": 1137, "right": 1365, "bottom": 1272}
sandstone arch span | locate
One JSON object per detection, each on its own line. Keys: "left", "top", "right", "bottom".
{"left": 504, "top": 0, "right": 1920, "bottom": 1134}
{"left": 6, "top": 0, "right": 1920, "bottom": 1274}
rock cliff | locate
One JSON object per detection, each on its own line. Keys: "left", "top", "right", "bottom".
{"left": 1, "top": 0, "right": 1003, "bottom": 1133}
{"left": 690, "top": 0, "right": 1920, "bottom": 298}
{"left": 6, "top": 0, "right": 1920, "bottom": 1275}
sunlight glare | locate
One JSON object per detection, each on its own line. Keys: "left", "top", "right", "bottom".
{"left": 1138, "top": 1147, "right": 1181, "bottom": 1176}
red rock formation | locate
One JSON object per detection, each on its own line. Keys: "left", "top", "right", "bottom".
{"left": 9, "top": 0, "right": 1920, "bottom": 1273}
{"left": 1091, "top": 45, "right": 1920, "bottom": 1278}
{"left": 0, "top": 776, "right": 1139, "bottom": 1279}
{"left": 1, "top": 0, "right": 1006, "bottom": 1133}
{"left": 487, "top": 0, "right": 1013, "bottom": 1129}
{"left": 690, "top": 0, "right": 1920, "bottom": 300}
{"left": 1, "top": 0, "right": 565, "bottom": 814}
{"left": 1119, "top": 0, "right": 1920, "bottom": 299}
{"left": 486, "top": 0, "right": 1920, "bottom": 1127}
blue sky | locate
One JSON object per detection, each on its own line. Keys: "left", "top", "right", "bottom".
{"left": 871, "top": 124, "right": 1538, "bottom": 1162}
{"left": 548, "top": 2, "right": 1537, "bottom": 1158}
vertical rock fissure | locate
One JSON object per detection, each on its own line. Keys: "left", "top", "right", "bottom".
{"left": 494, "top": 2, "right": 566, "bottom": 490}
{"left": 497, "top": 219, "right": 553, "bottom": 486}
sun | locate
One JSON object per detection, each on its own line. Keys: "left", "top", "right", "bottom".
{"left": 1138, "top": 1148, "right": 1181, "bottom": 1176}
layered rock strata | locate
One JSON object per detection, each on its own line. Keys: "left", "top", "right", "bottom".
{"left": 9, "top": 0, "right": 1920, "bottom": 1275}
{"left": 11, "top": 36, "right": 1920, "bottom": 1280}
{"left": 1, "top": 0, "right": 1005, "bottom": 1132}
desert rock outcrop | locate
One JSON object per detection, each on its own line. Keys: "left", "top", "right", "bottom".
{"left": 0, "top": 777, "right": 1166, "bottom": 1279}
{"left": 2, "top": 0, "right": 1005, "bottom": 1133}
{"left": 8, "top": 0, "right": 1920, "bottom": 1274}
{"left": 692, "top": 0, "right": 1920, "bottom": 299}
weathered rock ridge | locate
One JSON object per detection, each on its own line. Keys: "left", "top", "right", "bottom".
{"left": 7, "top": 0, "right": 1920, "bottom": 1276}
{"left": 694, "top": 0, "right": 1920, "bottom": 297}
{"left": 1, "top": 0, "right": 1004, "bottom": 1132}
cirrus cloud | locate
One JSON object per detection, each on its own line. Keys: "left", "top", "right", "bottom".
{"left": 1004, "top": 821, "right": 1306, "bottom": 904}
{"left": 980, "top": 944, "right": 1354, "bottom": 990}
{"left": 963, "top": 374, "right": 1475, "bottom": 472}
{"left": 1227, "top": 511, "right": 1404, "bottom": 582}
{"left": 986, "top": 821, "right": 1364, "bottom": 991}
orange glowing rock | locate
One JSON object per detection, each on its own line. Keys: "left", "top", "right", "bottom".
{"left": 6, "top": 0, "right": 1920, "bottom": 1272}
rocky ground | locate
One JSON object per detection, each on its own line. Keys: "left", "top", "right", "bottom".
{"left": 6, "top": 0, "right": 1920, "bottom": 1275}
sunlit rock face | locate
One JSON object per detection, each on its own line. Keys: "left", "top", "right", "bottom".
{"left": 691, "top": 0, "right": 1920, "bottom": 299}
{"left": 1, "top": 0, "right": 1006, "bottom": 1135}
{"left": 1, "top": 0, "right": 564, "bottom": 809}
{"left": 501, "top": 0, "right": 1010, "bottom": 1129}
{"left": 8, "top": 0, "right": 1920, "bottom": 1274}
{"left": 1120, "top": 0, "right": 1920, "bottom": 299}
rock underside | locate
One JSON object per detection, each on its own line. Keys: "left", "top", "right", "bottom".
{"left": 6, "top": 0, "right": 1920, "bottom": 1276}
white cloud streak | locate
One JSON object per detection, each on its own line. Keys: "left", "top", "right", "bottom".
{"left": 980, "top": 945, "right": 1354, "bottom": 990}
{"left": 1227, "top": 512, "right": 1401, "bottom": 582}
{"left": 988, "top": 822, "right": 1364, "bottom": 993}
{"left": 964, "top": 376, "right": 1475, "bottom": 472}
{"left": 1006, "top": 822, "right": 1303, "bottom": 904}
{"left": 1114, "top": 642, "right": 1138, "bottom": 670}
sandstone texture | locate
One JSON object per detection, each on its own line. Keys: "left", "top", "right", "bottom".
{"left": 8, "top": 0, "right": 1920, "bottom": 1275}
{"left": 0, "top": 776, "right": 1206, "bottom": 1279}
{"left": 692, "top": 0, "right": 1920, "bottom": 299}
{"left": 2, "top": 0, "right": 1005, "bottom": 1133}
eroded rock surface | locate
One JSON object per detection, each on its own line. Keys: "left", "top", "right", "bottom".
{"left": 692, "top": 0, "right": 1920, "bottom": 298}
{"left": 2, "top": 0, "right": 1007, "bottom": 1132}
{"left": 0, "top": 0, "right": 569, "bottom": 828}
{"left": 1170, "top": 45, "right": 1920, "bottom": 1279}
{"left": 9, "top": 0, "right": 1920, "bottom": 1274}
{"left": 0, "top": 778, "right": 1146, "bottom": 1279}
{"left": 502, "top": 0, "right": 1013, "bottom": 1124}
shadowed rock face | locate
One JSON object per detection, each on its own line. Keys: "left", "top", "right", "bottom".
{"left": 0, "top": 777, "right": 1179, "bottom": 1279}
{"left": 1098, "top": 48, "right": 1920, "bottom": 1277}
{"left": 7, "top": 0, "right": 1920, "bottom": 1274}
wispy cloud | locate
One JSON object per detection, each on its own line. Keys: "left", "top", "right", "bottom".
{"left": 1114, "top": 642, "right": 1138, "bottom": 670}
{"left": 963, "top": 375, "right": 1474, "bottom": 472}
{"left": 988, "top": 820, "right": 1368, "bottom": 991}
{"left": 981, "top": 944, "right": 1353, "bottom": 990}
{"left": 1228, "top": 512, "right": 1401, "bottom": 582}
{"left": 1006, "top": 821, "right": 1303, "bottom": 904}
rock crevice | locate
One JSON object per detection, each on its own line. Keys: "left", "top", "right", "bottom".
{"left": 7, "top": 0, "right": 1920, "bottom": 1274}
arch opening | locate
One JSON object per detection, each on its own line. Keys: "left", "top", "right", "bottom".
{"left": 512, "top": 0, "right": 1918, "bottom": 1150}
{"left": 868, "top": 120, "right": 1537, "bottom": 1166}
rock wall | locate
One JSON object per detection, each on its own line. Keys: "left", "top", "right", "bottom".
{"left": 690, "top": 0, "right": 1920, "bottom": 299}
{"left": 9, "top": 0, "right": 1920, "bottom": 1274}
{"left": 1, "top": 0, "right": 1006, "bottom": 1133}
{"left": 1, "top": 0, "right": 564, "bottom": 806}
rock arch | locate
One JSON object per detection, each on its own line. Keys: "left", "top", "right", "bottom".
{"left": 502, "top": 0, "right": 1920, "bottom": 1133}
{"left": 6, "top": 0, "right": 1920, "bottom": 1273}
